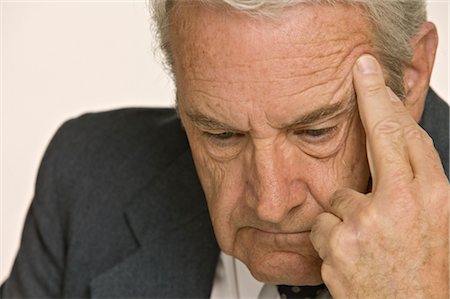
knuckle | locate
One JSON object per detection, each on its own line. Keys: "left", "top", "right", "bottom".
{"left": 372, "top": 115, "right": 403, "bottom": 136}
{"left": 328, "top": 224, "right": 361, "bottom": 264}
{"left": 328, "top": 225, "right": 347, "bottom": 258}
{"left": 403, "top": 125, "right": 422, "bottom": 138}
{"left": 381, "top": 184, "right": 418, "bottom": 211}
{"left": 361, "top": 81, "right": 385, "bottom": 98}
{"left": 403, "top": 125, "right": 433, "bottom": 145}
{"left": 357, "top": 205, "right": 379, "bottom": 229}
{"left": 328, "top": 227, "right": 342, "bottom": 250}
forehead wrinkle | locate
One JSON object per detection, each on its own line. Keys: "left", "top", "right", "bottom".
{"left": 172, "top": 2, "right": 372, "bottom": 71}
{"left": 273, "top": 77, "right": 342, "bottom": 103}
{"left": 249, "top": 35, "right": 362, "bottom": 66}
{"left": 269, "top": 39, "right": 370, "bottom": 106}
{"left": 188, "top": 88, "right": 232, "bottom": 103}
{"left": 184, "top": 60, "right": 337, "bottom": 84}
{"left": 257, "top": 37, "right": 370, "bottom": 85}
{"left": 181, "top": 91, "right": 251, "bottom": 131}
{"left": 175, "top": 11, "right": 370, "bottom": 83}
{"left": 182, "top": 37, "right": 370, "bottom": 92}
{"left": 182, "top": 45, "right": 343, "bottom": 83}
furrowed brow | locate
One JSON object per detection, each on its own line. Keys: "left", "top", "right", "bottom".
{"left": 285, "top": 93, "right": 356, "bottom": 128}
{"left": 186, "top": 112, "right": 237, "bottom": 131}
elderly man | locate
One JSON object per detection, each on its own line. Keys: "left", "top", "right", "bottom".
{"left": 1, "top": 0, "right": 448, "bottom": 298}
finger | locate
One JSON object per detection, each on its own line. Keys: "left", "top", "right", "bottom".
{"left": 387, "top": 87, "right": 446, "bottom": 181}
{"left": 327, "top": 188, "right": 369, "bottom": 221}
{"left": 321, "top": 263, "right": 350, "bottom": 299}
{"left": 404, "top": 124, "right": 447, "bottom": 181}
{"left": 353, "top": 54, "right": 413, "bottom": 187}
{"left": 310, "top": 213, "right": 341, "bottom": 260}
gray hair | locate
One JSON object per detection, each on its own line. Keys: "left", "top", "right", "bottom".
{"left": 151, "top": 0, "right": 427, "bottom": 99}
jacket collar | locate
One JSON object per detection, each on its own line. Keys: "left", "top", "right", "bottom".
{"left": 420, "top": 88, "right": 449, "bottom": 178}
{"left": 90, "top": 149, "right": 220, "bottom": 298}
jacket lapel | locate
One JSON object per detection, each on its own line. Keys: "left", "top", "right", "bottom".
{"left": 90, "top": 150, "right": 220, "bottom": 298}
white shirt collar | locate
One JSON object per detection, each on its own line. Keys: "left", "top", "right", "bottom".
{"left": 210, "top": 251, "right": 279, "bottom": 299}
{"left": 210, "top": 252, "right": 332, "bottom": 299}
{"left": 234, "top": 253, "right": 266, "bottom": 298}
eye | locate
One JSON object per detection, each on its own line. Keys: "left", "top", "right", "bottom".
{"left": 303, "top": 127, "right": 336, "bottom": 137}
{"left": 208, "top": 131, "right": 238, "bottom": 140}
{"left": 204, "top": 131, "right": 245, "bottom": 147}
{"left": 294, "top": 126, "right": 337, "bottom": 142}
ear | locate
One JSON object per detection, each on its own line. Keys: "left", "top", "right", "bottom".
{"left": 403, "top": 22, "right": 438, "bottom": 122}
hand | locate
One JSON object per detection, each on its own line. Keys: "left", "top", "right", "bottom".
{"left": 309, "top": 54, "right": 449, "bottom": 299}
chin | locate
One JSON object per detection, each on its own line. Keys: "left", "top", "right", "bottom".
{"left": 242, "top": 251, "right": 324, "bottom": 286}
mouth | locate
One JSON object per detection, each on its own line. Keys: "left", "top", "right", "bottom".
{"left": 250, "top": 224, "right": 313, "bottom": 235}
{"left": 256, "top": 228, "right": 312, "bottom": 234}
{"left": 232, "top": 227, "right": 321, "bottom": 264}
{"left": 249, "top": 228, "right": 314, "bottom": 251}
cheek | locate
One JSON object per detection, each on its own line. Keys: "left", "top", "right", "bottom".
{"left": 189, "top": 137, "right": 247, "bottom": 253}
{"left": 305, "top": 117, "right": 369, "bottom": 204}
{"left": 338, "top": 116, "right": 370, "bottom": 191}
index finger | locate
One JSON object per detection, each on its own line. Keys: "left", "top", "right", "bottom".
{"left": 353, "top": 54, "right": 413, "bottom": 188}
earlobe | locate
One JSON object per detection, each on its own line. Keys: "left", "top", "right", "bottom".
{"left": 403, "top": 22, "right": 438, "bottom": 122}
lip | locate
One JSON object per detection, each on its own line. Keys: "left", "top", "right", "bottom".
{"left": 253, "top": 228, "right": 312, "bottom": 235}
{"left": 247, "top": 228, "right": 315, "bottom": 253}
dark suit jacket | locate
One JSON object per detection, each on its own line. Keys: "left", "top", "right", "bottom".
{"left": 1, "top": 89, "right": 448, "bottom": 298}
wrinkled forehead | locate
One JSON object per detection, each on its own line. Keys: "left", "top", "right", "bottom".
{"left": 169, "top": 2, "right": 373, "bottom": 81}
{"left": 167, "top": 3, "right": 376, "bottom": 129}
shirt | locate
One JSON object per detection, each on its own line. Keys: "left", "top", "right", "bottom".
{"left": 210, "top": 252, "right": 280, "bottom": 299}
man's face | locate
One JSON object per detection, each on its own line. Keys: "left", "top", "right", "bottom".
{"left": 172, "top": 3, "right": 373, "bottom": 285}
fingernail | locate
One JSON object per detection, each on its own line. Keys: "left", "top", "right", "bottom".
{"left": 357, "top": 55, "right": 377, "bottom": 74}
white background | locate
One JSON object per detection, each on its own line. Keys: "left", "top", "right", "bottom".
{"left": 1, "top": 0, "right": 448, "bottom": 283}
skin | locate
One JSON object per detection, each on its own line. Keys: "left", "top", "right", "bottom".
{"left": 310, "top": 55, "right": 449, "bottom": 298}
{"left": 172, "top": 3, "right": 372, "bottom": 285}
{"left": 170, "top": 2, "right": 448, "bottom": 295}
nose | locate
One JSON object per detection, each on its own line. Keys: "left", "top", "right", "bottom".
{"left": 248, "top": 141, "right": 307, "bottom": 224}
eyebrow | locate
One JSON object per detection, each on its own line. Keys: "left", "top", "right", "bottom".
{"left": 284, "top": 100, "right": 354, "bottom": 128}
{"left": 186, "top": 112, "right": 237, "bottom": 131}
{"left": 186, "top": 92, "right": 356, "bottom": 131}
{"left": 281, "top": 91, "right": 356, "bottom": 128}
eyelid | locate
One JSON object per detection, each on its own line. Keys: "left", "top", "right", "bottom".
{"left": 206, "top": 131, "right": 240, "bottom": 139}
{"left": 203, "top": 130, "right": 246, "bottom": 145}
{"left": 292, "top": 112, "right": 346, "bottom": 130}
{"left": 302, "top": 126, "right": 337, "bottom": 135}
{"left": 292, "top": 125, "right": 339, "bottom": 144}
{"left": 204, "top": 129, "right": 245, "bottom": 136}
{"left": 294, "top": 125, "right": 337, "bottom": 135}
